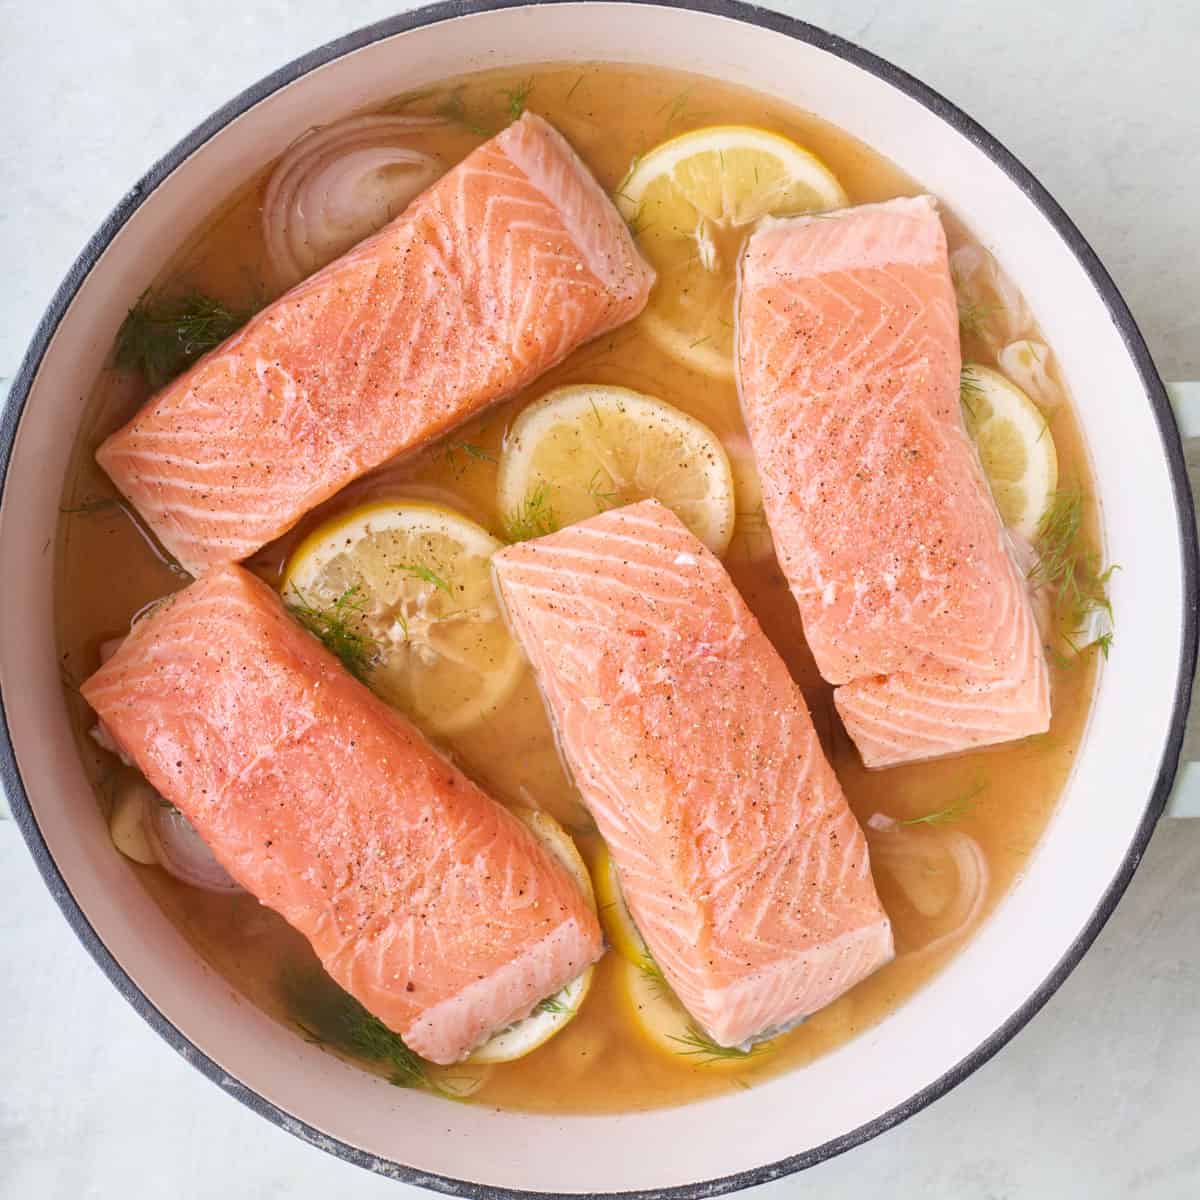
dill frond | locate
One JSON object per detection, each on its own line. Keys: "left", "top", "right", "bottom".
{"left": 435, "top": 88, "right": 493, "bottom": 137}
{"left": 116, "top": 290, "right": 251, "bottom": 388}
{"left": 636, "top": 955, "right": 669, "bottom": 996}
{"left": 459, "top": 441, "right": 497, "bottom": 463}
{"left": 504, "top": 483, "right": 560, "bottom": 542}
{"left": 957, "top": 297, "right": 997, "bottom": 338}
{"left": 1030, "top": 488, "right": 1117, "bottom": 658}
{"left": 669, "top": 1023, "right": 767, "bottom": 1064}
{"left": 566, "top": 75, "right": 585, "bottom": 104}
{"left": 586, "top": 469, "right": 620, "bottom": 512}
{"left": 280, "top": 967, "right": 444, "bottom": 1095}
{"left": 501, "top": 77, "right": 533, "bottom": 120}
{"left": 625, "top": 202, "right": 654, "bottom": 238}
{"left": 399, "top": 563, "right": 453, "bottom": 596}
{"left": 736, "top": 505, "right": 769, "bottom": 535}
{"left": 60, "top": 496, "right": 123, "bottom": 517}
{"left": 615, "top": 152, "right": 643, "bottom": 199}
{"left": 536, "top": 993, "right": 569, "bottom": 1015}
{"left": 901, "top": 778, "right": 987, "bottom": 827}
{"left": 660, "top": 86, "right": 710, "bottom": 127}
{"left": 960, "top": 366, "right": 985, "bottom": 419}
{"left": 285, "top": 585, "right": 380, "bottom": 680}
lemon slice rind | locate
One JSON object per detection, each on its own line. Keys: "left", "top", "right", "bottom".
{"left": 961, "top": 364, "right": 1058, "bottom": 540}
{"left": 470, "top": 809, "right": 595, "bottom": 1064}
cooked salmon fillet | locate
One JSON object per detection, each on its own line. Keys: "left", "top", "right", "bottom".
{"left": 81, "top": 565, "right": 603, "bottom": 1064}
{"left": 493, "top": 500, "right": 893, "bottom": 1047}
{"left": 97, "top": 113, "right": 654, "bottom": 576}
{"left": 737, "top": 197, "right": 1050, "bottom": 768}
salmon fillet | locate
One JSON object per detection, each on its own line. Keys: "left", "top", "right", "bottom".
{"left": 737, "top": 197, "right": 1050, "bottom": 768}
{"left": 97, "top": 113, "right": 654, "bottom": 575}
{"left": 81, "top": 565, "right": 603, "bottom": 1063}
{"left": 493, "top": 500, "right": 893, "bottom": 1047}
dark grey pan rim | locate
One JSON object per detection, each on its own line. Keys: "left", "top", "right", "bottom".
{"left": 1, "top": 0, "right": 1195, "bottom": 1196}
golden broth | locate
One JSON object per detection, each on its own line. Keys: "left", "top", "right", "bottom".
{"left": 56, "top": 62, "right": 1100, "bottom": 1114}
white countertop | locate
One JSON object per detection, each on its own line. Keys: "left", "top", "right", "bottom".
{"left": 2, "top": 1, "right": 1198, "bottom": 1197}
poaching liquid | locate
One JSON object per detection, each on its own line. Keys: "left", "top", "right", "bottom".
{"left": 56, "top": 62, "right": 1099, "bottom": 1113}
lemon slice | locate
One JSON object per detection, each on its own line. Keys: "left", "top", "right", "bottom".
{"left": 471, "top": 808, "right": 596, "bottom": 1064}
{"left": 498, "top": 385, "right": 735, "bottom": 554}
{"left": 618, "top": 957, "right": 772, "bottom": 1068}
{"left": 593, "top": 845, "right": 652, "bottom": 965}
{"left": 615, "top": 126, "right": 847, "bottom": 377}
{"left": 282, "top": 501, "right": 523, "bottom": 736}
{"left": 961, "top": 365, "right": 1058, "bottom": 540}
{"left": 598, "top": 849, "right": 774, "bottom": 1067}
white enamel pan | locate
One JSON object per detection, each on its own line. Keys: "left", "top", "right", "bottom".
{"left": 1, "top": 2, "right": 1196, "bottom": 1195}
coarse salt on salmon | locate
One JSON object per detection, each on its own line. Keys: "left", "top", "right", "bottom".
{"left": 81, "top": 565, "right": 603, "bottom": 1063}
{"left": 493, "top": 500, "right": 893, "bottom": 1047}
{"left": 737, "top": 197, "right": 1050, "bottom": 768}
{"left": 97, "top": 114, "right": 654, "bottom": 576}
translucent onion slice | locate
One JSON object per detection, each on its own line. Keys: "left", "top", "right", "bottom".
{"left": 998, "top": 339, "right": 1061, "bottom": 409}
{"left": 142, "top": 788, "right": 243, "bottom": 894}
{"left": 950, "top": 244, "right": 1031, "bottom": 350}
{"left": 866, "top": 815, "right": 989, "bottom": 957}
{"left": 263, "top": 115, "right": 445, "bottom": 288}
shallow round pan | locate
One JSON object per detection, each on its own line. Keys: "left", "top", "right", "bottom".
{"left": 0, "top": 1, "right": 1195, "bottom": 1195}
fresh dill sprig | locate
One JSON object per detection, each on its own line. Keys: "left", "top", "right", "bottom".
{"left": 625, "top": 202, "right": 653, "bottom": 239}
{"left": 504, "top": 483, "right": 560, "bottom": 542}
{"left": 399, "top": 563, "right": 453, "bottom": 596}
{"left": 960, "top": 366, "right": 985, "bottom": 419}
{"left": 636, "top": 954, "right": 669, "bottom": 996}
{"left": 586, "top": 469, "right": 620, "bottom": 513}
{"left": 501, "top": 77, "right": 534, "bottom": 120}
{"left": 458, "top": 441, "right": 497, "bottom": 463}
{"left": 285, "top": 585, "right": 380, "bottom": 680}
{"left": 614, "top": 152, "right": 643, "bottom": 202}
{"left": 280, "top": 967, "right": 444, "bottom": 1095}
{"left": 736, "top": 505, "right": 769, "bottom": 535}
{"left": 116, "top": 290, "right": 251, "bottom": 389}
{"left": 1030, "top": 487, "right": 1117, "bottom": 658}
{"left": 669, "top": 1023, "right": 767, "bottom": 1064}
{"left": 957, "top": 298, "right": 996, "bottom": 337}
{"left": 536, "top": 993, "right": 569, "bottom": 1015}
{"left": 659, "top": 86, "right": 709, "bottom": 127}
{"left": 435, "top": 88, "right": 494, "bottom": 137}
{"left": 900, "top": 778, "right": 988, "bottom": 827}
{"left": 60, "top": 496, "right": 124, "bottom": 517}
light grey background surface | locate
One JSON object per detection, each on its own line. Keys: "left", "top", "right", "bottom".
{"left": 2, "top": 1, "right": 1198, "bottom": 1197}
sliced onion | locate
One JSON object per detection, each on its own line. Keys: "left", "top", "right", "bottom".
{"left": 263, "top": 115, "right": 446, "bottom": 289}
{"left": 108, "top": 777, "right": 157, "bottom": 865}
{"left": 143, "top": 790, "right": 243, "bottom": 894}
{"left": 950, "top": 244, "right": 1031, "bottom": 349}
{"left": 867, "top": 817, "right": 989, "bottom": 956}
{"left": 998, "top": 339, "right": 1061, "bottom": 409}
